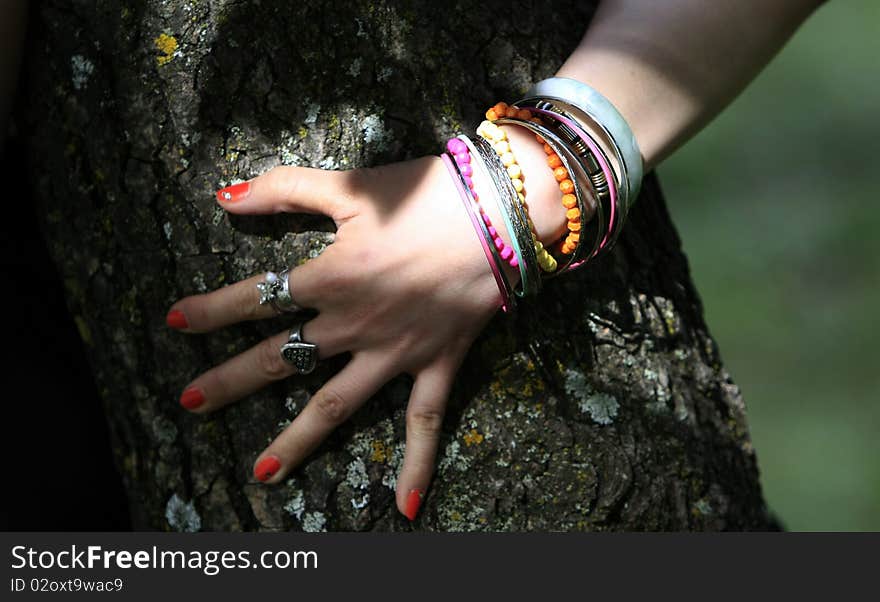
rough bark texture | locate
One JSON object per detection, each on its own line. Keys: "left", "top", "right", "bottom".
{"left": 19, "top": 0, "right": 772, "bottom": 531}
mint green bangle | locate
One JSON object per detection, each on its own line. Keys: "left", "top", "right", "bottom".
{"left": 521, "top": 77, "right": 644, "bottom": 212}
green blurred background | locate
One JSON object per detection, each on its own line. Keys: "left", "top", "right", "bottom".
{"left": 659, "top": 1, "right": 879, "bottom": 530}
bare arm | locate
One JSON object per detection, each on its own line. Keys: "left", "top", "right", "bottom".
{"left": 501, "top": 0, "right": 827, "bottom": 244}
{"left": 559, "top": 0, "right": 826, "bottom": 170}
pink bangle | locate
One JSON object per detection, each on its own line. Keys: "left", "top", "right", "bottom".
{"left": 441, "top": 152, "right": 513, "bottom": 313}
{"left": 525, "top": 107, "right": 619, "bottom": 268}
{"left": 446, "top": 139, "right": 518, "bottom": 268}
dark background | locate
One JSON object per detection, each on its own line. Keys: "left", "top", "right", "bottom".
{"left": 1, "top": 136, "right": 131, "bottom": 530}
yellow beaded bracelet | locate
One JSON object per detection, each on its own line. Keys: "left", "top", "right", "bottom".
{"left": 476, "top": 119, "right": 558, "bottom": 273}
{"left": 488, "top": 102, "right": 584, "bottom": 259}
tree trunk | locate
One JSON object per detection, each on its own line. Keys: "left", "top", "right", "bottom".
{"left": 19, "top": 0, "right": 772, "bottom": 531}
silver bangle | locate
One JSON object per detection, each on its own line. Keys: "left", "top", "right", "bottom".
{"left": 520, "top": 77, "right": 644, "bottom": 211}
{"left": 512, "top": 100, "right": 628, "bottom": 257}
{"left": 455, "top": 135, "right": 519, "bottom": 304}
{"left": 491, "top": 116, "right": 605, "bottom": 275}
{"left": 471, "top": 134, "right": 541, "bottom": 297}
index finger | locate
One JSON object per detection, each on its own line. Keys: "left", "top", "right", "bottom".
{"left": 216, "top": 165, "right": 360, "bottom": 224}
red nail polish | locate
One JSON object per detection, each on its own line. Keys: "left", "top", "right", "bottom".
{"left": 180, "top": 387, "right": 204, "bottom": 410}
{"left": 254, "top": 456, "right": 281, "bottom": 482}
{"left": 404, "top": 489, "right": 424, "bottom": 521}
{"left": 216, "top": 181, "right": 250, "bottom": 203}
{"left": 166, "top": 309, "right": 188, "bottom": 329}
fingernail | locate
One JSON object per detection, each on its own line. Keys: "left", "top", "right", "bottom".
{"left": 179, "top": 387, "right": 204, "bottom": 410}
{"left": 404, "top": 489, "right": 424, "bottom": 521}
{"left": 166, "top": 309, "right": 188, "bottom": 329}
{"left": 216, "top": 181, "right": 250, "bottom": 203}
{"left": 254, "top": 456, "right": 281, "bottom": 482}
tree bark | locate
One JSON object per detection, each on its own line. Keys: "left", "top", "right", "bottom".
{"left": 19, "top": 0, "right": 772, "bottom": 531}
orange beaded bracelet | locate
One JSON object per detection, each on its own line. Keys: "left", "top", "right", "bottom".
{"left": 486, "top": 102, "right": 534, "bottom": 123}
{"left": 486, "top": 103, "right": 582, "bottom": 257}
{"left": 537, "top": 122, "right": 582, "bottom": 256}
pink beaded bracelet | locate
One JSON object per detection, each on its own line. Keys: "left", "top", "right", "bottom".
{"left": 446, "top": 138, "right": 518, "bottom": 268}
{"left": 441, "top": 151, "right": 513, "bottom": 313}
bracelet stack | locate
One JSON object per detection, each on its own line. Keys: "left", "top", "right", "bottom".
{"left": 443, "top": 77, "right": 644, "bottom": 311}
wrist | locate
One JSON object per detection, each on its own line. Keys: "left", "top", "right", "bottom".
{"left": 555, "top": 56, "right": 678, "bottom": 171}
{"left": 468, "top": 123, "right": 572, "bottom": 289}
{"left": 503, "top": 124, "right": 570, "bottom": 246}
{"left": 470, "top": 124, "right": 569, "bottom": 255}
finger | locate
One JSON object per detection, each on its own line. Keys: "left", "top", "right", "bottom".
{"left": 166, "top": 252, "right": 334, "bottom": 333}
{"left": 252, "top": 350, "right": 399, "bottom": 484}
{"left": 396, "top": 362, "right": 456, "bottom": 521}
{"left": 179, "top": 315, "right": 343, "bottom": 413}
{"left": 215, "top": 165, "right": 359, "bottom": 223}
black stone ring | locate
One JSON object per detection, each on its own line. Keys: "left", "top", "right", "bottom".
{"left": 279, "top": 320, "right": 318, "bottom": 374}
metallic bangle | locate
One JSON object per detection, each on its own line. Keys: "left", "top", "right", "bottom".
{"left": 515, "top": 103, "right": 625, "bottom": 259}
{"left": 456, "top": 134, "right": 519, "bottom": 269}
{"left": 449, "top": 137, "right": 519, "bottom": 269}
{"left": 539, "top": 112, "right": 616, "bottom": 255}
{"left": 529, "top": 107, "right": 614, "bottom": 206}
{"left": 476, "top": 120, "right": 559, "bottom": 274}
{"left": 521, "top": 97, "right": 629, "bottom": 217}
{"left": 520, "top": 77, "right": 643, "bottom": 206}
{"left": 441, "top": 152, "right": 515, "bottom": 313}
{"left": 471, "top": 133, "right": 541, "bottom": 297}
{"left": 491, "top": 116, "right": 604, "bottom": 275}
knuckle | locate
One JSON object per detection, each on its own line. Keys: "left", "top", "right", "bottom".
{"left": 257, "top": 337, "right": 291, "bottom": 380}
{"left": 334, "top": 169, "right": 363, "bottom": 217}
{"left": 266, "top": 166, "right": 300, "bottom": 203}
{"left": 320, "top": 264, "right": 359, "bottom": 292}
{"left": 239, "top": 285, "right": 263, "bottom": 321}
{"left": 406, "top": 408, "right": 445, "bottom": 439}
{"left": 311, "top": 389, "right": 348, "bottom": 425}
{"left": 241, "top": 300, "right": 261, "bottom": 322}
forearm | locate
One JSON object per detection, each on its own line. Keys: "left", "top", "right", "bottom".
{"left": 556, "top": 0, "right": 826, "bottom": 170}
{"left": 481, "top": 0, "right": 826, "bottom": 257}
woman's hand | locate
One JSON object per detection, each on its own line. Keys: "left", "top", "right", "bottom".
{"left": 167, "top": 156, "right": 503, "bottom": 520}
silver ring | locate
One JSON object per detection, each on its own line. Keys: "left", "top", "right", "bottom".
{"left": 256, "top": 269, "right": 303, "bottom": 314}
{"left": 279, "top": 321, "right": 319, "bottom": 374}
